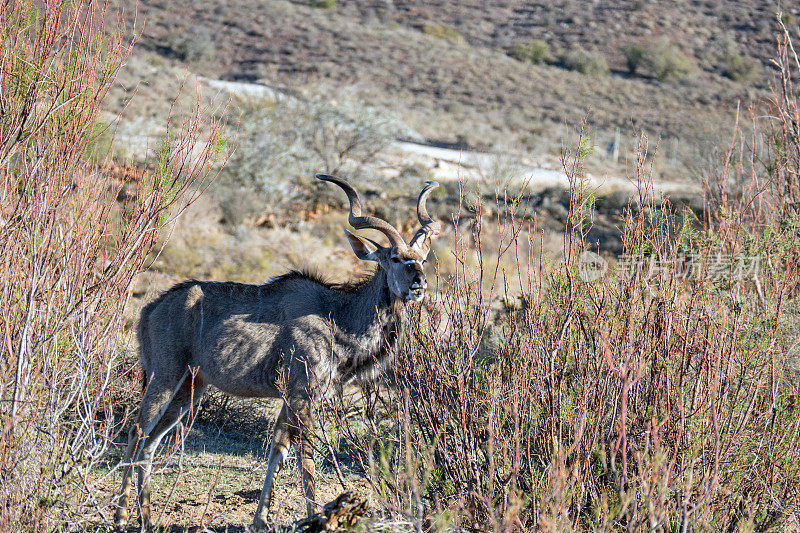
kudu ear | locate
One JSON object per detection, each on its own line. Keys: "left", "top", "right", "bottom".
{"left": 345, "top": 229, "right": 380, "bottom": 262}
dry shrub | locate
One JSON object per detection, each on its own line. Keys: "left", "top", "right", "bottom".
{"left": 167, "top": 24, "right": 216, "bottom": 64}
{"left": 0, "top": 1, "right": 225, "bottom": 529}
{"left": 397, "top": 145, "right": 795, "bottom": 529}
{"left": 324, "top": 33, "right": 800, "bottom": 532}
{"left": 225, "top": 97, "right": 390, "bottom": 208}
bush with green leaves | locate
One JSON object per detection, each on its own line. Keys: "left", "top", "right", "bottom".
{"left": 557, "top": 48, "right": 610, "bottom": 77}
{"left": 721, "top": 52, "right": 761, "bottom": 82}
{"left": 169, "top": 25, "right": 216, "bottom": 63}
{"left": 641, "top": 39, "right": 696, "bottom": 81}
{"left": 621, "top": 40, "right": 696, "bottom": 81}
{"left": 716, "top": 35, "right": 761, "bottom": 82}
{"left": 621, "top": 43, "right": 647, "bottom": 74}
{"left": 511, "top": 39, "right": 551, "bottom": 64}
{"left": 309, "top": 0, "right": 337, "bottom": 9}
{"left": 422, "top": 23, "right": 468, "bottom": 46}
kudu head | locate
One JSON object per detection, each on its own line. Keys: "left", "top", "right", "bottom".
{"left": 316, "top": 174, "right": 441, "bottom": 302}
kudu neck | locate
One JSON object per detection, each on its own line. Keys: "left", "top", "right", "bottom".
{"left": 342, "top": 267, "right": 401, "bottom": 325}
{"left": 360, "top": 266, "right": 396, "bottom": 305}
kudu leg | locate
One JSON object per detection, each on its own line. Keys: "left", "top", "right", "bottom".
{"left": 115, "top": 375, "right": 178, "bottom": 530}
{"left": 141, "top": 383, "right": 207, "bottom": 528}
{"left": 114, "top": 425, "right": 142, "bottom": 530}
{"left": 294, "top": 400, "right": 317, "bottom": 517}
{"left": 115, "top": 372, "right": 205, "bottom": 531}
{"left": 254, "top": 404, "right": 292, "bottom": 528}
{"left": 252, "top": 399, "right": 316, "bottom": 527}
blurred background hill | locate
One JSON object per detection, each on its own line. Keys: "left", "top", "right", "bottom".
{"left": 101, "top": 0, "right": 798, "bottom": 300}
{"left": 113, "top": 0, "right": 790, "bottom": 165}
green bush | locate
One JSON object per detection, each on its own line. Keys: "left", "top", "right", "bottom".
{"left": 511, "top": 39, "right": 551, "bottom": 64}
{"left": 642, "top": 40, "right": 696, "bottom": 81}
{"left": 170, "top": 25, "right": 215, "bottom": 63}
{"left": 309, "top": 0, "right": 337, "bottom": 9}
{"left": 621, "top": 43, "right": 647, "bottom": 74}
{"left": 558, "top": 48, "right": 610, "bottom": 77}
{"left": 722, "top": 52, "right": 761, "bottom": 82}
{"left": 716, "top": 36, "right": 761, "bottom": 82}
{"left": 422, "top": 23, "right": 468, "bottom": 46}
{"left": 621, "top": 40, "right": 696, "bottom": 81}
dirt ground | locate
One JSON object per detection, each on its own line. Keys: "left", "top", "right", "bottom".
{"left": 100, "top": 397, "right": 375, "bottom": 532}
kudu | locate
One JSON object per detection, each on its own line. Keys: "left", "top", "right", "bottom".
{"left": 114, "top": 174, "right": 441, "bottom": 530}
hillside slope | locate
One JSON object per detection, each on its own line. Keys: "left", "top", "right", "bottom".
{"left": 118, "top": 0, "right": 783, "bottom": 162}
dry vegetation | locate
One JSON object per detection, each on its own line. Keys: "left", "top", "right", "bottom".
{"left": 2, "top": 0, "right": 800, "bottom": 531}
{"left": 0, "top": 1, "right": 228, "bottom": 529}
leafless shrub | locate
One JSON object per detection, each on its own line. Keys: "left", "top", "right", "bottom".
{"left": 0, "top": 1, "right": 226, "bottom": 529}
{"left": 224, "top": 98, "right": 390, "bottom": 207}
{"left": 319, "top": 34, "right": 800, "bottom": 528}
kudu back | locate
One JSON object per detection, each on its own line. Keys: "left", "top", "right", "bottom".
{"left": 115, "top": 175, "right": 441, "bottom": 530}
